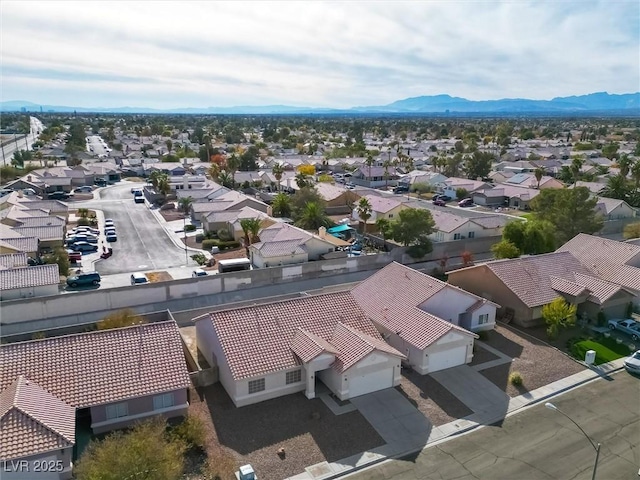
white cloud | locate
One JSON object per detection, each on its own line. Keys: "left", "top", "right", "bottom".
{"left": 1, "top": 0, "right": 638, "bottom": 108}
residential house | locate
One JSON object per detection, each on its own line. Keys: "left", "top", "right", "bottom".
{"left": 0, "top": 263, "right": 59, "bottom": 300}
{"left": 315, "top": 182, "right": 360, "bottom": 214}
{"left": 504, "top": 173, "right": 564, "bottom": 189}
{"left": 0, "top": 321, "right": 191, "bottom": 436}
{"left": 1, "top": 376, "right": 75, "bottom": 479}
{"left": 192, "top": 191, "right": 270, "bottom": 224}
{"left": 437, "top": 178, "right": 492, "bottom": 199}
{"left": 195, "top": 292, "right": 405, "bottom": 407}
{"left": 569, "top": 181, "right": 607, "bottom": 195}
{"left": 249, "top": 223, "right": 337, "bottom": 268}
{"left": 428, "top": 209, "right": 508, "bottom": 242}
{"left": 472, "top": 185, "right": 541, "bottom": 210}
{"left": 351, "top": 166, "right": 400, "bottom": 189}
{"left": 447, "top": 251, "right": 635, "bottom": 327}
{"left": 351, "top": 262, "right": 496, "bottom": 374}
{"left": 352, "top": 195, "right": 406, "bottom": 225}
{"left": 397, "top": 171, "right": 447, "bottom": 189}
{"left": 203, "top": 206, "right": 276, "bottom": 241}
{"left": 595, "top": 197, "right": 637, "bottom": 221}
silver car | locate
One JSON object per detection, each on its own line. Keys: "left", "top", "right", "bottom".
{"left": 608, "top": 318, "right": 640, "bottom": 341}
{"left": 624, "top": 350, "right": 640, "bottom": 374}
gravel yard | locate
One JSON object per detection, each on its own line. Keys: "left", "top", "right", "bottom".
{"left": 191, "top": 383, "right": 384, "bottom": 480}
{"left": 396, "top": 371, "right": 473, "bottom": 426}
{"left": 478, "top": 324, "right": 585, "bottom": 397}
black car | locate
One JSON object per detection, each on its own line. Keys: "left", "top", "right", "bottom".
{"left": 433, "top": 194, "right": 452, "bottom": 202}
{"left": 393, "top": 185, "right": 409, "bottom": 194}
{"left": 48, "top": 191, "right": 70, "bottom": 200}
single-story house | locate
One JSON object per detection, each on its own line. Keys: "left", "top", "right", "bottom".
{"left": 595, "top": 197, "right": 637, "bottom": 221}
{"left": 351, "top": 262, "right": 496, "bottom": 374}
{"left": 203, "top": 206, "right": 276, "bottom": 241}
{"left": 0, "top": 320, "right": 191, "bottom": 435}
{"left": 249, "top": 223, "right": 337, "bottom": 268}
{"left": 505, "top": 173, "right": 564, "bottom": 189}
{"left": 397, "top": 171, "right": 448, "bottom": 189}
{"left": 447, "top": 251, "right": 635, "bottom": 327}
{"left": 195, "top": 292, "right": 405, "bottom": 407}
{"left": 437, "top": 178, "right": 492, "bottom": 199}
{"left": 1, "top": 376, "right": 76, "bottom": 479}
{"left": 0, "top": 263, "right": 59, "bottom": 300}
{"left": 352, "top": 195, "right": 406, "bottom": 225}
{"left": 428, "top": 210, "right": 506, "bottom": 242}
{"left": 314, "top": 183, "right": 360, "bottom": 214}
{"left": 351, "top": 166, "right": 400, "bottom": 189}
{"left": 192, "top": 191, "right": 270, "bottom": 224}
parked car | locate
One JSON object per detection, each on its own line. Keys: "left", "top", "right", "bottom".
{"left": 67, "top": 250, "right": 82, "bottom": 263}
{"left": 134, "top": 194, "right": 145, "bottom": 204}
{"left": 70, "top": 241, "right": 98, "bottom": 253}
{"left": 393, "top": 185, "right": 409, "bottom": 194}
{"left": 73, "top": 186, "right": 93, "bottom": 193}
{"left": 104, "top": 219, "right": 115, "bottom": 229}
{"left": 66, "top": 271, "right": 101, "bottom": 288}
{"left": 48, "top": 191, "right": 70, "bottom": 200}
{"left": 433, "top": 198, "right": 447, "bottom": 206}
{"left": 624, "top": 350, "right": 640, "bottom": 374}
{"left": 458, "top": 198, "right": 474, "bottom": 207}
{"left": 608, "top": 318, "right": 640, "bottom": 341}
{"left": 192, "top": 269, "right": 208, "bottom": 278}
{"left": 106, "top": 232, "right": 117, "bottom": 242}
{"left": 131, "top": 272, "right": 149, "bottom": 285}
{"left": 104, "top": 228, "right": 116, "bottom": 236}
{"left": 433, "top": 194, "right": 452, "bottom": 202}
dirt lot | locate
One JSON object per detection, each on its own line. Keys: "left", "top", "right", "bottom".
{"left": 190, "top": 384, "right": 384, "bottom": 480}
{"left": 478, "top": 324, "right": 586, "bottom": 397}
{"left": 396, "top": 371, "right": 472, "bottom": 426}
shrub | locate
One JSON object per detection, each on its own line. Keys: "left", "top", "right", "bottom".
{"left": 202, "top": 239, "right": 217, "bottom": 251}
{"left": 190, "top": 253, "right": 207, "bottom": 266}
{"left": 97, "top": 309, "right": 145, "bottom": 330}
{"left": 509, "top": 372, "right": 523, "bottom": 386}
{"left": 217, "top": 229, "right": 232, "bottom": 241}
{"left": 202, "top": 239, "right": 241, "bottom": 251}
{"left": 184, "top": 224, "right": 196, "bottom": 232}
{"left": 406, "top": 242, "right": 432, "bottom": 259}
{"left": 169, "top": 415, "right": 206, "bottom": 450}
{"left": 77, "top": 217, "right": 91, "bottom": 226}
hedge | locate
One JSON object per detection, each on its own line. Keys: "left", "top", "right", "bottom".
{"left": 202, "top": 239, "right": 241, "bottom": 251}
{"left": 184, "top": 224, "right": 196, "bottom": 232}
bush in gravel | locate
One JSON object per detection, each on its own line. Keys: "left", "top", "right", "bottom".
{"left": 202, "top": 239, "right": 241, "bottom": 251}
{"left": 191, "top": 253, "right": 207, "bottom": 266}
{"left": 184, "top": 224, "right": 196, "bottom": 232}
{"left": 509, "top": 372, "right": 524, "bottom": 386}
{"left": 169, "top": 415, "right": 206, "bottom": 450}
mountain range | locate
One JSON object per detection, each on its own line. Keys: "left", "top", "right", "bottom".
{"left": 2, "top": 92, "right": 638, "bottom": 115}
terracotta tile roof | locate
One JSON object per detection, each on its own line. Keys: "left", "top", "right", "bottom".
{"left": 204, "top": 291, "right": 398, "bottom": 380}
{"left": 0, "top": 236, "right": 39, "bottom": 253}
{"left": 0, "top": 264, "right": 59, "bottom": 289}
{"left": 259, "top": 222, "right": 311, "bottom": 242}
{"left": 573, "top": 273, "right": 631, "bottom": 304}
{"left": 351, "top": 262, "right": 477, "bottom": 350}
{"left": 0, "top": 321, "right": 191, "bottom": 409}
{"left": 557, "top": 234, "right": 640, "bottom": 292}
{"left": 469, "top": 216, "right": 509, "bottom": 229}
{"left": 15, "top": 199, "right": 68, "bottom": 213}
{"left": 13, "top": 225, "right": 64, "bottom": 241}
{"left": 1, "top": 376, "right": 75, "bottom": 461}
{"left": 330, "top": 323, "right": 405, "bottom": 372}
{"left": 0, "top": 252, "right": 28, "bottom": 269}
{"left": 290, "top": 328, "right": 339, "bottom": 363}
{"left": 486, "top": 252, "right": 594, "bottom": 307}
{"left": 251, "top": 239, "right": 307, "bottom": 257}
{"left": 15, "top": 216, "right": 66, "bottom": 228}
{"left": 549, "top": 276, "right": 588, "bottom": 297}
{"left": 363, "top": 195, "right": 402, "bottom": 213}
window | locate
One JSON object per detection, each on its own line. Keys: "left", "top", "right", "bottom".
{"left": 153, "top": 393, "right": 175, "bottom": 410}
{"left": 454, "top": 233, "right": 462, "bottom": 240}
{"left": 388, "top": 214, "right": 394, "bottom": 218}
{"left": 286, "top": 369, "right": 302, "bottom": 385}
{"left": 478, "top": 314, "right": 489, "bottom": 325}
{"left": 248, "top": 378, "right": 265, "bottom": 394}
{"left": 468, "top": 231, "right": 475, "bottom": 239}
{"left": 105, "top": 402, "right": 128, "bottom": 420}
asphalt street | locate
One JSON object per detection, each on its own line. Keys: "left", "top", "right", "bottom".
{"left": 74, "top": 183, "right": 197, "bottom": 275}
{"left": 1, "top": 116, "right": 43, "bottom": 166}
{"left": 346, "top": 372, "right": 639, "bottom": 480}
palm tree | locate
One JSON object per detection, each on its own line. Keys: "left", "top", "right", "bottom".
{"left": 226, "top": 154, "right": 240, "bottom": 188}
{"left": 356, "top": 198, "right": 372, "bottom": 234}
{"left": 602, "top": 174, "right": 630, "bottom": 201}
{"left": 382, "top": 159, "right": 392, "bottom": 190}
{"left": 272, "top": 163, "right": 284, "bottom": 192}
{"left": 239, "top": 218, "right": 262, "bottom": 246}
{"left": 202, "top": 133, "right": 211, "bottom": 163}
{"left": 295, "top": 202, "right": 331, "bottom": 230}
{"left": 570, "top": 157, "right": 583, "bottom": 185}
{"left": 365, "top": 154, "right": 375, "bottom": 181}
{"left": 534, "top": 167, "right": 545, "bottom": 189}
{"left": 207, "top": 163, "right": 220, "bottom": 182}
{"left": 217, "top": 170, "right": 234, "bottom": 189}
{"left": 618, "top": 154, "right": 632, "bottom": 178}
{"left": 271, "top": 193, "right": 292, "bottom": 218}
{"left": 295, "top": 172, "right": 309, "bottom": 189}
{"left": 77, "top": 208, "right": 89, "bottom": 219}
{"left": 177, "top": 196, "right": 193, "bottom": 216}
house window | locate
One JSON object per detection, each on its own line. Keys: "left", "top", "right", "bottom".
{"left": 478, "top": 314, "right": 489, "bottom": 325}
{"left": 248, "top": 378, "right": 265, "bottom": 394}
{"left": 388, "top": 214, "right": 394, "bottom": 218}
{"left": 153, "top": 393, "right": 175, "bottom": 410}
{"left": 286, "top": 369, "right": 302, "bottom": 385}
{"left": 468, "top": 231, "right": 475, "bottom": 239}
{"left": 105, "top": 402, "right": 128, "bottom": 420}
{"left": 454, "top": 233, "right": 462, "bottom": 240}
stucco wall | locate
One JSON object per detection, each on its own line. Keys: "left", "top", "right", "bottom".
{"left": 232, "top": 367, "right": 306, "bottom": 407}
{"left": 0, "top": 284, "right": 58, "bottom": 301}
{"left": 1, "top": 448, "right": 73, "bottom": 480}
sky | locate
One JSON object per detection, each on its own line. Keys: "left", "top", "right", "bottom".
{"left": 1, "top": 1, "right": 639, "bottom": 109}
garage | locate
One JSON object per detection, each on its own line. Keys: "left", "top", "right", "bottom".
{"left": 347, "top": 367, "right": 394, "bottom": 399}
{"left": 428, "top": 345, "right": 468, "bottom": 373}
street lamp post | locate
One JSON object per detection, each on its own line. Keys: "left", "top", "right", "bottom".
{"left": 545, "top": 402, "right": 601, "bottom": 480}
{"left": 183, "top": 214, "right": 188, "bottom": 265}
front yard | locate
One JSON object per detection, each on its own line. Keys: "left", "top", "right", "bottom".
{"left": 188, "top": 384, "right": 384, "bottom": 480}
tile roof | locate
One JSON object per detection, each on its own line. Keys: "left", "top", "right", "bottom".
{"left": 0, "top": 252, "right": 28, "bottom": 269}
{"left": 573, "top": 273, "right": 630, "bottom": 304}
{"left": 259, "top": 222, "right": 311, "bottom": 242}
{"left": 15, "top": 200, "right": 68, "bottom": 212}
{"left": 1, "top": 376, "right": 75, "bottom": 461}
{"left": 485, "top": 251, "right": 594, "bottom": 307}
{"left": 251, "top": 239, "right": 307, "bottom": 257}
{"left": 14, "top": 216, "right": 66, "bottom": 228}
{"left": 549, "top": 276, "right": 588, "bottom": 297}
{"left": 330, "top": 323, "right": 404, "bottom": 372}
{"left": 0, "top": 236, "right": 39, "bottom": 253}
{"left": 469, "top": 216, "right": 509, "bottom": 229}
{"left": 13, "top": 225, "right": 65, "bottom": 241}
{"left": 204, "top": 291, "right": 399, "bottom": 380}
{"left": 363, "top": 195, "right": 402, "bottom": 213}
{"left": 0, "top": 264, "right": 59, "bottom": 289}
{"left": 429, "top": 209, "right": 471, "bottom": 233}
{"left": 351, "top": 262, "right": 477, "bottom": 350}
{"left": 557, "top": 234, "right": 640, "bottom": 292}
{"left": 290, "top": 328, "right": 339, "bottom": 363}
{"left": 0, "top": 321, "right": 191, "bottom": 409}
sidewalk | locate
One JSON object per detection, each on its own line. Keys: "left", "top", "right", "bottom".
{"left": 287, "top": 358, "right": 627, "bottom": 480}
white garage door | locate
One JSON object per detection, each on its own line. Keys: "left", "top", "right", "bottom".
{"left": 428, "top": 345, "right": 467, "bottom": 373}
{"left": 348, "top": 367, "right": 394, "bottom": 399}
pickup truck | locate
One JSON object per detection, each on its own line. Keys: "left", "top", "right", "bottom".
{"left": 607, "top": 318, "right": 640, "bottom": 341}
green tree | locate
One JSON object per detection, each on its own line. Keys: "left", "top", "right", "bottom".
{"left": 165, "top": 139, "right": 173, "bottom": 154}
{"left": 455, "top": 188, "right": 468, "bottom": 201}
{"left": 77, "top": 208, "right": 89, "bottom": 219}
{"left": 295, "top": 201, "right": 332, "bottom": 230}
{"left": 530, "top": 187, "right": 603, "bottom": 244}
{"left": 156, "top": 172, "right": 171, "bottom": 196}
{"left": 534, "top": 167, "right": 545, "bottom": 188}
{"left": 541, "top": 297, "right": 577, "bottom": 340}
{"left": 601, "top": 142, "right": 619, "bottom": 160}
{"left": 295, "top": 172, "right": 310, "bottom": 189}
{"left": 43, "top": 247, "right": 70, "bottom": 276}
{"left": 491, "top": 240, "right": 521, "bottom": 259}
{"left": 356, "top": 197, "right": 372, "bottom": 233}
{"left": 388, "top": 208, "right": 435, "bottom": 247}
{"left": 464, "top": 151, "right": 494, "bottom": 180}
{"left": 602, "top": 174, "right": 630, "bottom": 201}
{"left": 217, "top": 170, "right": 234, "bottom": 189}
{"left": 502, "top": 219, "right": 555, "bottom": 255}
{"left": 570, "top": 157, "right": 583, "bottom": 185}
{"left": 226, "top": 153, "right": 240, "bottom": 187}
{"left": 623, "top": 222, "right": 640, "bottom": 239}
{"left": 271, "top": 192, "right": 292, "bottom": 217}
{"left": 239, "top": 217, "right": 262, "bottom": 245}
{"left": 375, "top": 218, "right": 391, "bottom": 241}
{"left": 74, "top": 417, "right": 185, "bottom": 480}
{"left": 631, "top": 160, "right": 640, "bottom": 188}
{"left": 617, "top": 154, "right": 632, "bottom": 177}
{"left": 365, "top": 153, "right": 375, "bottom": 180}
{"left": 272, "top": 163, "right": 284, "bottom": 192}
{"left": 177, "top": 196, "right": 193, "bottom": 216}
{"left": 97, "top": 309, "right": 145, "bottom": 330}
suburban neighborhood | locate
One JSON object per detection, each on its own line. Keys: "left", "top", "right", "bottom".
{"left": 1, "top": 112, "right": 639, "bottom": 480}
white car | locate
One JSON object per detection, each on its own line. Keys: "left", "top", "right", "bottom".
{"left": 624, "top": 350, "right": 640, "bottom": 374}
{"left": 192, "top": 269, "right": 208, "bottom": 278}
